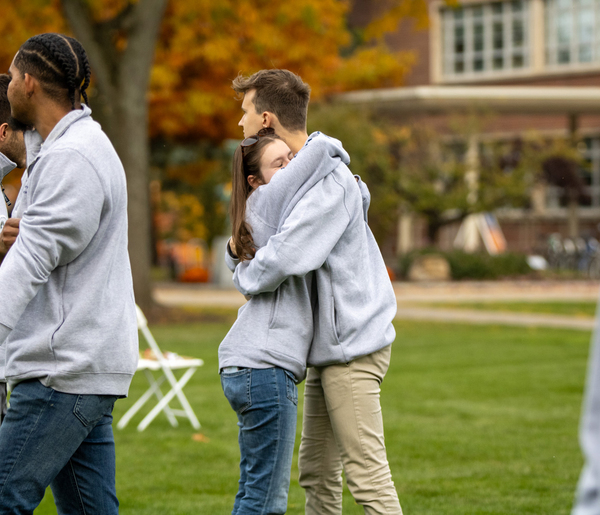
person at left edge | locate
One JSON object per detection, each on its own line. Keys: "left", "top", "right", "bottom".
{"left": 0, "top": 72, "right": 26, "bottom": 428}
{"left": 0, "top": 33, "right": 138, "bottom": 515}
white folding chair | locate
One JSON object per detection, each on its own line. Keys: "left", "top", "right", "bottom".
{"left": 117, "top": 305, "right": 204, "bottom": 432}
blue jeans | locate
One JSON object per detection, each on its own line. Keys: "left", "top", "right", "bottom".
{"left": 221, "top": 367, "right": 298, "bottom": 515}
{"left": 0, "top": 379, "right": 119, "bottom": 515}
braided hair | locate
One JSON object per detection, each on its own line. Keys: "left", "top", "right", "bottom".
{"left": 14, "top": 33, "right": 91, "bottom": 109}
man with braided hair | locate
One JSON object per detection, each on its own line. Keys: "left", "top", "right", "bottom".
{"left": 0, "top": 33, "right": 137, "bottom": 514}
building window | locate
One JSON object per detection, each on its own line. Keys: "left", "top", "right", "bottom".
{"left": 581, "top": 137, "right": 600, "bottom": 207}
{"left": 545, "top": 0, "right": 600, "bottom": 67}
{"left": 543, "top": 138, "right": 600, "bottom": 209}
{"left": 441, "top": 1, "right": 530, "bottom": 78}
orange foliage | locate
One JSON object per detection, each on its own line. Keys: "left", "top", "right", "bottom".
{"left": 150, "top": 0, "right": 428, "bottom": 141}
{"left": 0, "top": 0, "right": 429, "bottom": 142}
{"left": 0, "top": 1, "right": 65, "bottom": 72}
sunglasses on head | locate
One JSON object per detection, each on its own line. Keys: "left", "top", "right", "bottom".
{"left": 241, "top": 127, "right": 275, "bottom": 157}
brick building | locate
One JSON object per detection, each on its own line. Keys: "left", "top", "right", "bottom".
{"left": 344, "top": 0, "right": 600, "bottom": 257}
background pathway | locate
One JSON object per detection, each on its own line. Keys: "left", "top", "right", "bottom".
{"left": 154, "top": 280, "right": 600, "bottom": 331}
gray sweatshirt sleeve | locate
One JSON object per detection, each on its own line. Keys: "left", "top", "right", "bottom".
{"left": 232, "top": 175, "right": 350, "bottom": 296}
{"left": 224, "top": 239, "right": 240, "bottom": 272}
{"left": 355, "top": 175, "right": 371, "bottom": 223}
{"left": 249, "top": 134, "right": 348, "bottom": 230}
{"left": 0, "top": 149, "right": 104, "bottom": 331}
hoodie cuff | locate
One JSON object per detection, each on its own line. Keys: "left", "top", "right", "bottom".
{"left": 225, "top": 239, "right": 240, "bottom": 272}
{"left": 226, "top": 239, "right": 238, "bottom": 259}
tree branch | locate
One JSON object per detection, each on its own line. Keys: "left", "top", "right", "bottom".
{"left": 60, "top": 0, "right": 117, "bottom": 98}
{"left": 96, "top": 2, "right": 136, "bottom": 33}
{"left": 120, "top": 0, "right": 169, "bottom": 88}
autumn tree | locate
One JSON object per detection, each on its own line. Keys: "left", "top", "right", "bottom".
{"left": 396, "top": 132, "right": 529, "bottom": 245}
{"left": 0, "top": 0, "right": 430, "bottom": 311}
{"left": 61, "top": 0, "right": 167, "bottom": 313}
{"left": 0, "top": 0, "right": 166, "bottom": 312}
{"left": 310, "top": 106, "right": 534, "bottom": 247}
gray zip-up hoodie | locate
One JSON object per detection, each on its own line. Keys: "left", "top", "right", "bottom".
{"left": 230, "top": 135, "right": 396, "bottom": 368}
{"left": 0, "top": 106, "right": 138, "bottom": 396}
{"left": 219, "top": 133, "right": 352, "bottom": 381}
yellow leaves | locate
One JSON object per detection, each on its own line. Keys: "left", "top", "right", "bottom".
{"left": 335, "top": 46, "right": 415, "bottom": 91}
{"left": 86, "top": 0, "right": 135, "bottom": 22}
{"left": 187, "top": 91, "right": 216, "bottom": 117}
{"left": 150, "top": 64, "right": 179, "bottom": 90}
{"left": 158, "top": 190, "right": 207, "bottom": 242}
{"left": 0, "top": 0, "right": 65, "bottom": 72}
{"left": 363, "top": 0, "right": 430, "bottom": 42}
{"left": 148, "top": 0, "right": 425, "bottom": 139}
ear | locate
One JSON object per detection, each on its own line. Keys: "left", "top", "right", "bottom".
{"left": 262, "top": 111, "right": 275, "bottom": 128}
{"left": 23, "top": 72, "right": 36, "bottom": 98}
{"left": 0, "top": 123, "right": 8, "bottom": 142}
{"left": 247, "top": 175, "right": 262, "bottom": 190}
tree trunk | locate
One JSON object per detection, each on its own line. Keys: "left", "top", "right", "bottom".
{"left": 61, "top": 0, "right": 168, "bottom": 314}
{"left": 426, "top": 218, "right": 441, "bottom": 247}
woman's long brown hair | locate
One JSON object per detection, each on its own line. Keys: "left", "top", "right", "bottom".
{"left": 230, "top": 134, "right": 280, "bottom": 262}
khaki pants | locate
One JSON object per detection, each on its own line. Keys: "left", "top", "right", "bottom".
{"left": 298, "top": 345, "right": 402, "bottom": 515}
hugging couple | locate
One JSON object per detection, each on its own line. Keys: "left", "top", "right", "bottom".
{"left": 219, "top": 69, "right": 402, "bottom": 515}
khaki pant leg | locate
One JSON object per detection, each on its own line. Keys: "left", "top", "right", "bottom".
{"left": 320, "top": 345, "right": 402, "bottom": 515}
{"left": 298, "top": 367, "right": 344, "bottom": 515}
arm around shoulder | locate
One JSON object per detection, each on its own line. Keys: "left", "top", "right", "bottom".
{"left": 233, "top": 176, "right": 351, "bottom": 296}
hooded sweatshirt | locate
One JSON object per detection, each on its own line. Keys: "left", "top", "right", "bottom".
{"left": 231, "top": 136, "right": 396, "bottom": 368}
{"left": 0, "top": 106, "right": 138, "bottom": 395}
{"left": 0, "top": 153, "right": 16, "bottom": 385}
{"left": 0, "top": 153, "right": 16, "bottom": 230}
{"left": 219, "top": 132, "right": 352, "bottom": 381}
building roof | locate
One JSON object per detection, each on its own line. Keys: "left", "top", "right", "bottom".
{"left": 336, "top": 86, "right": 600, "bottom": 114}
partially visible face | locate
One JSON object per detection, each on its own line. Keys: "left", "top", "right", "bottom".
{"left": 0, "top": 126, "right": 26, "bottom": 168}
{"left": 7, "top": 57, "right": 32, "bottom": 127}
{"left": 239, "top": 89, "right": 264, "bottom": 138}
{"left": 255, "top": 139, "right": 293, "bottom": 187}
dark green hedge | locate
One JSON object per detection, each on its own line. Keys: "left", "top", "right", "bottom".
{"left": 398, "top": 249, "right": 531, "bottom": 280}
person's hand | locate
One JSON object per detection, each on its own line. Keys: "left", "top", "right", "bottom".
{"left": 0, "top": 218, "right": 20, "bottom": 253}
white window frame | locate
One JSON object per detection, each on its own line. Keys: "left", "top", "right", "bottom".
{"left": 438, "top": 1, "right": 531, "bottom": 81}
{"left": 430, "top": 0, "right": 600, "bottom": 83}
{"left": 545, "top": 0, "right": 600, "bottom": 70}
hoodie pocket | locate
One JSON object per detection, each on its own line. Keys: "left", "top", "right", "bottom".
{"left": 329, "top": 295, "right": 341, "bottom": 345}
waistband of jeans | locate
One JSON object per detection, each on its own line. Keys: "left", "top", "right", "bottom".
{"left": 220, "top": 366, "right": 246, "bottom": 374}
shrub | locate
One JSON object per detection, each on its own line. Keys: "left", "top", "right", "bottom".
{"left": 398, "top": 250, "right": 531, "bottom": 280}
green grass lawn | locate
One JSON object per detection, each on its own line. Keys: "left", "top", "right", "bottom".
{"left": 33, "top": 317, "right": 591, "bottom": 514}
{"left": 407, "top": 301, "right": 598, "bottom": 318}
